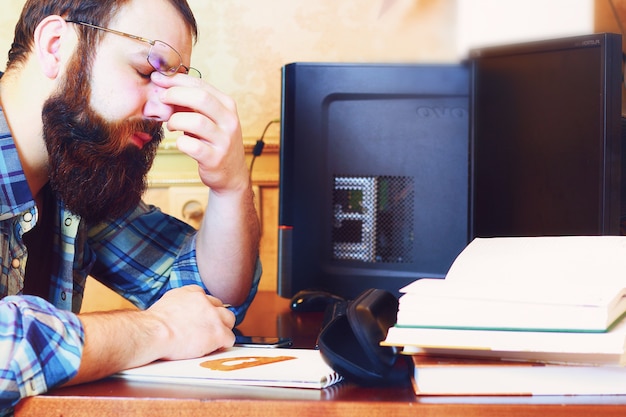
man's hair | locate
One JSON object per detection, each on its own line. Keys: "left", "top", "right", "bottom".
{"left": 5, "top": 0, "right": 198, "bottom": 71}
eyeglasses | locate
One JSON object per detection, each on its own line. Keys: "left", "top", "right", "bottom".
{"left": 65, "top": 20, "right": 201, "bottom": 78}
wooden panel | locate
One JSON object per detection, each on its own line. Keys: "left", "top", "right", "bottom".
{"left": 80, "top": 277, "right": 136, "bottom": 313}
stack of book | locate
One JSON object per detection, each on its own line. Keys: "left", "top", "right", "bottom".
{"left": 382, "top": 236, "right": 626, "bottom": 396}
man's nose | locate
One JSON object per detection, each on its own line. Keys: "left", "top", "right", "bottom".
{"left": 143, "top": 83, "right": 174, "bottom": 122}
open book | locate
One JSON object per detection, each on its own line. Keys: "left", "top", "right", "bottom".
{"left": 396, "top": 236, "right": 626, "bottom": 332}
{"left": 116, "top": 347, "right": 342, "bottom": 389}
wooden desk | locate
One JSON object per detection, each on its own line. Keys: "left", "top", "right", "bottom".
{"left": 15, "top": 292, "right": 626, "bottom": 417}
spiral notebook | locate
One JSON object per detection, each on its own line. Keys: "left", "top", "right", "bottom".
{"left": 115, "top": 347, "right": 342, "bottom": 389}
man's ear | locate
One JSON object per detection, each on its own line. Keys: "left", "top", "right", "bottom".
{"left": 33, "top": 16, "right": 74, "bottom": 80}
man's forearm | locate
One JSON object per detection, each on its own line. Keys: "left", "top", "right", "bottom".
{"left": 195, "top": 183, "right": 261, "bottom": 305}
{"left": 70, "top": 285, "right": 236, "bottom": 386}
{"left": 69, "top": 309, "right": 165, "bottom": 385}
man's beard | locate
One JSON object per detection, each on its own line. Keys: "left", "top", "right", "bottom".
{"left": 41, "top": 53, "right": 163, "bottom": 225}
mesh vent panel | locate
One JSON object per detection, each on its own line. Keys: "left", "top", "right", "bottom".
{"left": 332, "top": 176, "right": 414, "bottom": 263}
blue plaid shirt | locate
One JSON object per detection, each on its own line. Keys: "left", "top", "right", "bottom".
{"left": 0, "top": 110, "right": 260, "bottom": 415}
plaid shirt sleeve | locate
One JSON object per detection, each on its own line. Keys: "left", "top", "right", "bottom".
{"left": 87, "top": 201, "right": 260, "bottom": 324}
{"left": 0, "top": 296, "right": 84, "bottom": 416}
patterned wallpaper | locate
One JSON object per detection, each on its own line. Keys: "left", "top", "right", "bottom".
{"left": 0, "top": 0, "right": 457, "bottom": 143}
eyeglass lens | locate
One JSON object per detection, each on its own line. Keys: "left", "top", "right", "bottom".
{"left": 149, "top": 41, "right": 201, "bottom": 78}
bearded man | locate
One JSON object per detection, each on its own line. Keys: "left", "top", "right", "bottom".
{"left": 0, "top": 0, "right": 261, "bottom": 413}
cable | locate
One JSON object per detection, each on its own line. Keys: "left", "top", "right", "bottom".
{"left": 249, "top": 118, "right": 280, "bottom": 176}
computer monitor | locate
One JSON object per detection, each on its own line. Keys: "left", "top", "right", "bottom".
{"left": 278, "top": 63, "right": 471, "bottom": 299}
{"left": 469, "top": 33, "right": 623, "bottom": 237}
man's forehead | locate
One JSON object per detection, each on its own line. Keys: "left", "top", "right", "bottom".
{"left": 107, "top": 0, "right": 193, "bottom": 55}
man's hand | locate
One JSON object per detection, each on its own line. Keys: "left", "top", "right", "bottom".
{"left": 70, "top": 286, "right": 235, "bottom": 385}
{"left": 151, "top": 72, "right": 249, "bottom": 195}
{"left": 146, "top": 285, "right": 236, "bottom": 360}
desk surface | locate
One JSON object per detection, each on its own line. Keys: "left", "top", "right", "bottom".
{"left": 15, "top": 292, "right": 626, "bottom": 417}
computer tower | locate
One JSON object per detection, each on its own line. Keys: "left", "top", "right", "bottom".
{"left": 278, "top": 63, "right": 471, "bottom": 298}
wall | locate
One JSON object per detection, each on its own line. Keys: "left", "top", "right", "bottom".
{"left": 190, "top": 1, "right": 458, "bottom": 142}
{"left": 457, "top": 0, "right": 594, "bottom": 57}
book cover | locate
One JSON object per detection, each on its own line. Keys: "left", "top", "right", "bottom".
{"left": 116, "top": 347, "right": 343, "bottom": 389}
{"left": 410, "top": 355, "right": 626, "bottom": 396}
